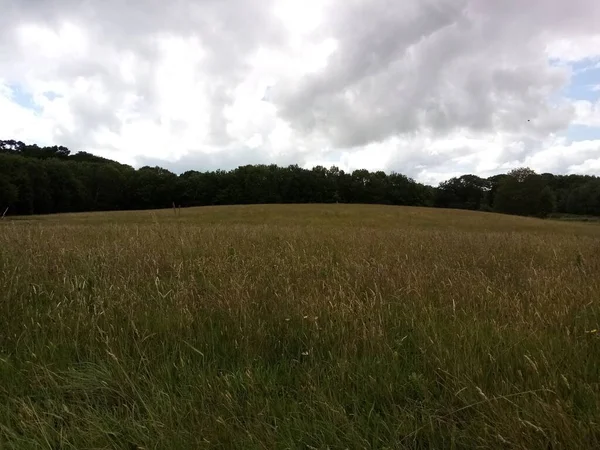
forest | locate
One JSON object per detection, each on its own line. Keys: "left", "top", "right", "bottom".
{"left": 1, "top": 139, "right": 599, "bottom": 218}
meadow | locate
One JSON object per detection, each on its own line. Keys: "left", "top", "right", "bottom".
{"left": 1, "top": 204, "right": 599, "bottom": 449}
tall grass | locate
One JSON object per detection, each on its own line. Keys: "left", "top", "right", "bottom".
{"left": 1, "top": 204, "right": 599, "bottom": 449}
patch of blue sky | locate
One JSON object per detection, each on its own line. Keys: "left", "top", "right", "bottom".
{"left": 564, "top": 60, "right": 600, "bottom": 101}
{"left": 548, "top": 58, "right": 600, "bottom": 101}
{"left": 564, "top": 124, "right": 600, "bottom": 144}
{"left": 6, "top": 83, "right": 62, "bottom": 112}
{"left": 548, "top": 58, "right": 600, "bottom": 143}
{"left": 8, "top": 83, "right": 40, "bottom": 112}
{"left": 43, "top": 91, "right": 61, "bottom": 101}
{"left": 558, "top": 59, "right": 600, "bottom": 143}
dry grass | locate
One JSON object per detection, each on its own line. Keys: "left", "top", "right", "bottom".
{"left": 1, "top": 204, "right": 599, "bottom": 449}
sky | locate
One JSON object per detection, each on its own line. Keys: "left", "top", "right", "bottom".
{"left": 1, "top": 0, "right": 600, "bottom": 185}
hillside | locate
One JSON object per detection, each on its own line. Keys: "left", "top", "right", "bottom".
{"left": 1, "top": 204, "right": 599, "bottom": 448}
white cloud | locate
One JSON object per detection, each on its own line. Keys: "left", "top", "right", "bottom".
{"left": 16, "top": 21, "right": 89, "bottom": 60}
{"left": 524, "top": 138, "right": 600, "bottom": 174}
{"left": 545, "top": 36, "right": 600, "bottom": 62}
{"left": 569, "top": 158, "right": 600, "bottom": 174}
{"left": 0, "top": 82, "right": 56, "bottom": 144}
{"left": 573, "top": 100, "right": 600, "bottom": 127}
{"left": 0, "top": 0, "right": 600, "bottom": 183}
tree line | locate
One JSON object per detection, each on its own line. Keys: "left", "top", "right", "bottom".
{"left": 1, "top": 139, "right": 599, "bottom": 218}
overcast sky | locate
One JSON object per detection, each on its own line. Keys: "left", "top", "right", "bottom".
{"left": 1, "top": 0, "right": 600, "bottom": 184}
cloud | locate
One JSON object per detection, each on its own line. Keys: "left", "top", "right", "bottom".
{"left": 1, "top": 0, "right": 600, "bottom": 184}
{"left": 573, "top": 100, "right": 600, "bottom": 127}
{"left": 524, "top": 138, "right": 600, "bottom": 175}
{"left": 271, "top": 0, "right": 583, "bottom": 148}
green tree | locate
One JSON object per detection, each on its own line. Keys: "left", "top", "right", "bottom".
{"left": 566, "top": 180, "right": 600, "bottom": 216}
{"left": 435, "top": 175, "right": 490, "bottom": 210}
{"left": 539, "top": 186, "right": 556, "bottom": 218}
{"left": 0, "top": 178, "right": 18, "bottom": 213}
{"left": 494, "top": 168, "right": 556, "bottom": 217}
{"left": 2, "top": 138, "right": 599, "bottom": 218}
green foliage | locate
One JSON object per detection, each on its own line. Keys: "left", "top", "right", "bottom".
{"left": 0, "top": 178, "right": 18, "bottom": 208}
{"left": 507, "top": 167, "right": 537, "bottom": 182}
{"left": 493, "top": 168, "right": 557, "bottom": 217}
{"left": 435, "top": 174, "right": 490, "bottom": 210}
{"left": 1, "top": 140, "right": 600, "bottom": 218}
{"left": 539, "top": 185, "right": 557, "bottom": 217}
{"left": 567, "top": 180, "right": 600, "bottom": 216}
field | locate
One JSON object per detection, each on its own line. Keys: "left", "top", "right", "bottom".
{"left": 1, "top": 204, "right": 599, "bottom": 449}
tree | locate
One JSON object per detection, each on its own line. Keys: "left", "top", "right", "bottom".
{"left": 0, "top": 140, "right": 25, "bottom": 153}
{"left": 0, "top": 178, "right": 18, "bottom": 212}
{"left": 494, "top": 168, "right": 556, "bottom": 217}
{"left": 566, "top": 180, "right": 600, "bottom": 216}
{"left": 508, "top": 167, "right": 537, "bottom": 182}
{"left": 1, "top": 138, "right": 599, "bottom": 219}
{"left": 435, "top": 175, "right": 490, "bottom": 210}
{"left": 539, "top": 186, "right": 556, "bottom": 218}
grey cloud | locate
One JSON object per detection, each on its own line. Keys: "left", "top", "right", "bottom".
{"left": 68, "top": 93, "right": 123, "bottom": 134}
{"left": 470, "top": 0, "right": 600, "bottom": 37}
{"left": 271, "top": 0, "right": 587, "bottom": 151}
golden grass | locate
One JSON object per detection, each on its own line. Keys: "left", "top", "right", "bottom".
{"left": 1, "top": 204, "right": 599, "bottom": 449}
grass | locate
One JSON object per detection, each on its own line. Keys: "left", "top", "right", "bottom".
{"left": 1, "top": 203, "right": 599, "bottom": 449}
{"left": 548, "top": 213, "right": 600, "bottom": 223}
